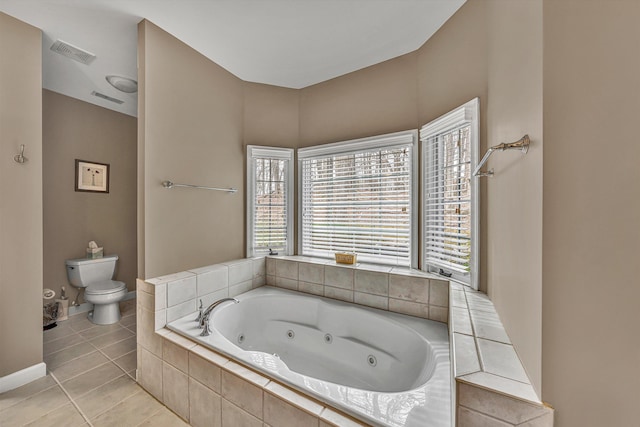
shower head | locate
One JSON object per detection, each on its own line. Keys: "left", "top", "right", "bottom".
{"left": 492, "top": 134, "right": 530, "bottom": 154}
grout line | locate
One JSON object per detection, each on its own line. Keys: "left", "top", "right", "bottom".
{"left": 49, "top": 371, "right": 94, "bottom": 427}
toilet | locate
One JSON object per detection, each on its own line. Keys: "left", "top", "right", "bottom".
{"left": 65, "top": 255, "right": 127, "bottom": 325}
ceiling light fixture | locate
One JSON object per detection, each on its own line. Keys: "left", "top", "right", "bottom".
{"left": 105, "top": 75, "right": 138, "bottom": 93}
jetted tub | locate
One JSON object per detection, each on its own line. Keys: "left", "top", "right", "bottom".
{"left": 168, "top": 286, "right": 451, "bottom": 427}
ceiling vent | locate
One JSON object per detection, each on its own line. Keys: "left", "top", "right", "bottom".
{"left": 50, "top": 40, "right": 96, "bottom": 65}
{"left": 91, "top": 91, "right": 124, "bottom": 105}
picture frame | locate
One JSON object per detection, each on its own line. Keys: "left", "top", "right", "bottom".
{"left": 75, "top": 159, "right": 110, "bottom": 193}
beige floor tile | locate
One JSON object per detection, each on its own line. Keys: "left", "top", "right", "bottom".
{"left": 120, "top": 300, "right": 136, "bottom": 317}
{"left": 89, "top": 328, "right": 134, "bottom": 349}
{"left": 0, "top": 386, "right": 70, "bottom": 426}
{"left": 79, "top": 323, "right": 123, "bottom": 340}
{"left": 49, "top": 351, "right": 110, "bottom": 383}
{"left": 138, "top": 406, "right": 189, "bottom": 426}
{"left": 74, "top": 375, "right": 142, "bottom": 419}
{"left": 61, "top": 362, "right": 125, "bottom": 399}
{"left": 23, "top": 402, "right": 86, "bottom": 427}
{"left": 119, "top": 314, "right": 136, "bottom": 328}
{"left": 91, "top": 389, "right": 163, "bottom": 427}
{"left": 44, "top": 341, "right": 96, "bottom": 370}
{"left": 43, "top": 332, "right": 86, "bottom": 356}
{"left": 113, "top": 350, "right": 137, "bottom": 373}
{"left": 0, "top": 375, "right": 57, "bottom": 412}
{"left": 69, "top": 317, "right": 98, "bottom": 332}
{"left": 102, "top": 336, "right": 136, "bottom": 359}
{"left": 43, "top": 323, "right": 75, "bottom": 343}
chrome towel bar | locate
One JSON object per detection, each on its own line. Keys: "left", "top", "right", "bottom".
{"left": 161, "top": 180, "right": 237, "bottom": 194}
{"left": 473, "top": 134, "right": 530, "bottom": 177}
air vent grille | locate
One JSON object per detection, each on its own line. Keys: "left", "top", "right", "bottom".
{"left": 91, "top": 91, "right": 124, "bottom": 105}
{"left": 50, "top": 40, "right": 96, "bottom": 65}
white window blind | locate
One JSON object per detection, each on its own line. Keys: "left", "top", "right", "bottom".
{"left": 298, "top": 131, "right": 417, "bottom": 267}
{"left": 247, "top": 146, "right": 293, "bottom": 257}
{"left": 421, "top": 98, "right": 479, "bottom": 289}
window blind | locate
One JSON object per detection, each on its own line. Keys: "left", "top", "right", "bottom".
{"left": 247, "top": 146, "right": 293, "bottom": 256}
{"left": 423, "top": 124, "right": 471, "bottom": 275}
{"left": 420, "top": 98, "right": 479, "bottom": 288}
{"left": 299, "top": 131, "right": 416, "bottom": 266}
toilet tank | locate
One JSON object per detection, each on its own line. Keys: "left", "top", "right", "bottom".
{"left": 66, "top": 255, "right": 118, "bottom": 287}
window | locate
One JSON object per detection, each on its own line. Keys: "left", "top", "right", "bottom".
{"left": 298, "top": 131, "right": 417, "bottom": 267}
{"left": 246, "top": 146, "right": 294, "bottom": 257}
{"left": 421, "top": 98, "right": 479, "bottom": 289}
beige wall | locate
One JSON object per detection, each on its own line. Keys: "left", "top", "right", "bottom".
{"left": 0, "top": 12, "right": 43, "bottom": 377}
{"left": 485, "top": 0, "right": 543, "bottom": 395}
{"left": 42, "top": 90, "right": 138, "bottom": 299}
{"left": 299, "top": 52, "right": 418, "bottom": 147}
{"left": 138, "top": 20, "right": 245, "bottom": 278}
{"left": 543, "top": 1, "right": 640, "bottom": 426}
{"left": 243, "top": 82, "right": 299, "bottom": 149}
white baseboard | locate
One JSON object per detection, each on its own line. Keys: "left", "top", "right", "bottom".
{"left": 0, "top": 362, "right": 46, "bottom": 393}
{"left": 68, "top": 290, "right": 136, "bottom": 317}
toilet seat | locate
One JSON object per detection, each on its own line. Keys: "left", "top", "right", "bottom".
{"left": 85, "top": 280, "right": 126, "bottom": 296}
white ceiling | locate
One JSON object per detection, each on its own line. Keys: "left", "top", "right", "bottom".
{"left": 0, "top": 0, "right": 465, "bottom": 117}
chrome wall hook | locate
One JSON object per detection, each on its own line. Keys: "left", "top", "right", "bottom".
{"left": 14, "top": 144, "right": 28, "bottom": 164}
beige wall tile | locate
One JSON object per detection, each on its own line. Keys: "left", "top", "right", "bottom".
{"left": 155, "top": 284, "right": 167, "bottom": 310}
{"left": 137, "top": 290, "right": 155, "bottom": 311}
{"left": 324, "top": 266, "right": 354, "bottom": 289}
{"left": 228, "top": 260, "right": 254, "bottom": 285}
{"left": 353, "top": 292, "right": 388, "bottom": 310}
{"left": 388, "top": 298, "right": 428, "bottom": 318}
{"left": 266, "top": 275, "right": 276, "bottom": 286}
{"left": 265, "top": 382, "right": 323, "bottom": 416}
{"left": 389, "top": 274, "right": 429, "bottom": 303}
{"left": 429, "top": 280, "right": 449, "bottom": 307}
{"left": 166, "top": 299, "right": 197, "bottom": 323}
{"left": 517, "top": 411, "right": 554, "bottom": 427}
{"left": 191, "top": 345, "right": 229, "bottom": 367}
{"left": 276, "top": 259, "right": 299, "bottom": 280}
{"left": 264, "top": 391, "right": 319, "bottom": 427}
{"left": 189, "top": 352, "right": 222, "bottom": 393}
{"left": 137, "top": 305, "right": 163, "bottom": 356}
{"left": 320, "top": 408, "right": 367, "bottom": 427}
{"left": 299, "top": 262, "right": 324, "bottom": 284}
{"left": 229, "top": 280, "right": 253, "bottom": 297}
{"left": 457, "top": 406, "right": 511, "bottom": 427}
{"left": 450, "top": 289, "right": 467, "bottom": 308}
{"left": 221, "top": 370, "right": 264, "bottom": 418}
{"left": 452, "top": 333, "right": 481, "bottom": 377}
{"left": 163, "top": 362, "right": 190, "bottom": 421}
{"left": 163, "top": 338, "right": 189, "bottom": 373}
{"left": 189, "top": 378, "right": 222, "bottom": 427}
{"left": 194, "top": 266, "right": 228, "bottom": 296}
{"left": 252, "top": 257, "right": 266, "bottom": 279}
{"left": 266, "top": 258, "right": 276, "bottom": 276}
{"left": 167, "top": 276, "right": 197, "bottom": 307}
{"left": 458, "top": 382, "right": 548, "bottom": 425}
{"left": 136, "top": 279, "right": 155, "bottom": 294}
{"left": 137, "top": 346, "right": 163, "bottom": 401}
{"left": 298, "top": 281, "right": 324, "bottom": 296}
{"left": 354, "top": 270, "right": 389, "bottom": 296}
{"left": 429, "top": 305, "right": 448, "bottom": 323}
{"left": 324, "top": 286, "right": 353, "bottom": 302}
{"left": 275, "top": 276, "right": 298, "bottom": 291}
{"left": 221, "top": 398, "right": 262, "bottom": 427}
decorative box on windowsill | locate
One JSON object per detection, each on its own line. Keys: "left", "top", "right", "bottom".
{"left": 86, "top": 247, "right": 104, "bottom": 259}
{"left": 335, "top": 252, "right": 357, "bottom": 265}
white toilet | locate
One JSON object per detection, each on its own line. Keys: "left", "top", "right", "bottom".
{"left": 65, "top": 255, "right": 127, "bottom": 325}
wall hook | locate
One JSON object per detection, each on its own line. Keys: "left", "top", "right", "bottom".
{"left": 14, "top": 144, "right": 28, "bottom": 164}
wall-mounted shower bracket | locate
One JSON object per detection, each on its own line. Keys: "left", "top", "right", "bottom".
{"left": 473, "top": 134, "right": 530, "bottom": 177}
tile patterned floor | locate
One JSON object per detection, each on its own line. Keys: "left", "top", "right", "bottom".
{"left": 0, "top": 299, "right": 188, "bottom": 427}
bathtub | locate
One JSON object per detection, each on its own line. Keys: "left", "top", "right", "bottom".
{"left": 167, "top": 286, "right": 451, "bottom": 427}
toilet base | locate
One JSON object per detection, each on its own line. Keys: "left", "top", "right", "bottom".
{"left": 88, "top": 302, "right": 121, "bottom": 325}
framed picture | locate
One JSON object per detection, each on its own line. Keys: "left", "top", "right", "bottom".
{"left": 75, "top": 159, "right": 110, "bottom": 193}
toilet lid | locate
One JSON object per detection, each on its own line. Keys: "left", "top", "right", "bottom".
{"left": 85, "top": 280, "right": 126, "bottom": 295}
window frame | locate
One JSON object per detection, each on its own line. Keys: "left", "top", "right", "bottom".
{"left": 246, "top": 145, "right": 294, "bottom": 257}
{"left": 420, "top": 98, "right": 479, "bottom": 289}
{"left": 297, "top": 130, "right": 418, "bottom": 268}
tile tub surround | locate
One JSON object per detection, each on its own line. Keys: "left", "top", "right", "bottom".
{"left": 449, "top": 282, "right": 554, "bottom": 426}
{"left": 267, "top": 256, "right": 450, "bottom": 323}
{"left": 137, "top": 273, "right": 369, "bottom": 426}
